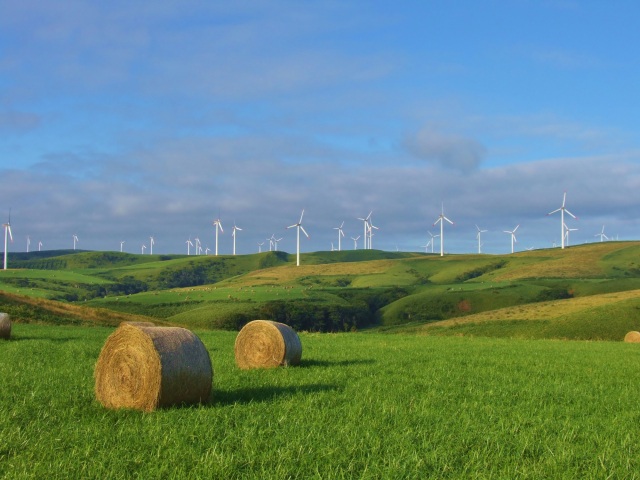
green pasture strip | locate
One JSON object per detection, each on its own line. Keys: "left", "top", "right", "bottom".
{"left": 1, "top": 324, "right": 640, "bottom": 478}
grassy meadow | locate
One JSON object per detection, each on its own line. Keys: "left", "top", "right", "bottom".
{"left": 2, "top": 323, "right": 640, "bottom": 479}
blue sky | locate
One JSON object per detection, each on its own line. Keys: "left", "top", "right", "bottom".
{"left": 1, "top": 1, "right": 639, "bottom": 255}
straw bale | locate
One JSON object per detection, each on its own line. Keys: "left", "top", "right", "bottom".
{"left": 94, "top": 324, "right": 212, "bottom": 412}
{"left": 624, "top": 331, "right": 640, "bottom": 343}
{"left": 0, "top": 313, "right": 10, "bottom": 340}
{"left": 234, "top": 320, "right": 302, "bottom": 369}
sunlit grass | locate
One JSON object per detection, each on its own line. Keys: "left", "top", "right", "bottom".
{"left": 2, "top": 324, "right": 640, "bottom": 478}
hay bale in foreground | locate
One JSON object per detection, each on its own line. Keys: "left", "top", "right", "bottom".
{"left": 94, "top": 324, "right": 212, "bottom": 412}
{"left": 0, "top": 313, "right": 10, "bottom": 340}
{"left": 234, "top": 320, "right": 302, "bottom": 369}
{"left": 624, "top": 331, "right": 640, "bottom": 343}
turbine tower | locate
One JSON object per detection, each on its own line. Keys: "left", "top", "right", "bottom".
{"left": 433, "top": 204, "right": 454, "bottom": 257}
{"left": 287, "top": 209, "right": 309, "bottom": 266}
{"left": 334, "top": 221, "right": 345, "bottom": 251}
{"left": 26, "top": 235, "right": 30, "bottom": 253}
{"left": 503, "top": 224, "right": 519, "bottom": 254}
{"left": 73, "top": 234, "right": 79, "bottom": 250}
{"left": 38, "top": 241, "right": 42, "bottom": 252}
{"left": 120, "top": 241, "right": 125, "bottom": 252}
{"left": 212, "top": 218, "right": 223, "bottom": 256}
{"left": 351, "top": 235, "right": 360, "bottom": 250}
{"left": 476, "top": 225, "right": 487, "bottom": 254}
{"left": 257, "top": 241, "right": 264, "bottom": 253}
{"left": 547, "top": 192, "right": 577, "bottom": 249}
{"left": 368, "top": 219, "right": 379, "bottom": 250}
{"left": 273, "top": 236, "right": 283, "bottom": 251}
{"left": 149, "top": 236, "right": 154, "bottom": 255}
{"left": 186, "top": 238, "right": 193, "bottom": 255}
{"left": 141, "top": 244, "right": 146, "bottom": 254}
{"left": 3, "top": 214, "right": 13, "bottom": 270}
{"left": 232, "top": 223, "right": 242, "bottom": 255}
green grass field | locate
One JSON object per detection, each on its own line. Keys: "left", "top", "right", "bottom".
{"left": 2, "top": 323, "right": 640, "bottom": 478}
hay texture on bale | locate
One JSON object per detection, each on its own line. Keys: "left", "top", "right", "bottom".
{"left": 234, "top": 320, "right": 302, "bottom": 369}
{"left": 94, "top": 324, "right": 212, "bottom": 412}
{"left": 624, "top": 331, "right": 640, "bottom": 343}
{"left": 0, "top": 313, "right": 10, "bottom": 340}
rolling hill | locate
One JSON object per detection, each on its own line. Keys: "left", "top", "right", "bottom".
{"left": 1, "top": 242, "right": 639, "bottom": 339}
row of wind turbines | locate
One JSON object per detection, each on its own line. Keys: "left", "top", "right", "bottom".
{"left": 1, "top": 193, "right": 616, "bottom": 270}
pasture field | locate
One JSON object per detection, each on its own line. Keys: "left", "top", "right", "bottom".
{"left": 2, "top": 323, "right": 640, "bottom": 478}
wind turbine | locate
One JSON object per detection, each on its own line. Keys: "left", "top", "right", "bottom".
{"left": 194, "top": 237, "right": 201, "bottom": 255}
{"left": 287, "top": 209, "right": 309, "bottom": 266}
{"left": 141, "top": 244, "right": 146, "bottom": 254}
{"left": 547, "top": 192, "right": 577, "bottom": 249}
{"left": 475, "top": 225, "right": 487, "bottom": 254}
{"left": 212, "top": 218, "right": 223, "bottom": 256}
{"left": 504, "top": 224, "right": 519, "bottom": 254}
{"left": 38, "top": 241, "right": 42, "bottom": 252}
{"left": 357, "top": 212, "right": 372, "bottom": 250}
{"left": 232, "top": 223, "right": 242, "bottom": 255}
{"left": 268, "top": 236, "right": 274, "bottom": 251}
{"left": 563, "top": 223, "right": 578, "bottom": 247}
{"left": 433, "top": 204, "right": 454, "bottom": 257}
{"left": 273, "top": 235, "right": 283, "bottom": 251}
{"left": 186, "top": 238, "right": 193, "bottom": 255}
{"left": 73, "top": 234, "right": 79, "bottom": 250}
{"left": 205, "top": 247, "right": 211, "bottom": 255}
{"left": 427, "top": 231, "right": 438, "bottom": 254}
{"left": 595, "top": 225, "right": 608, "bottom": 242}
{"left": 26, "top": 235, "right": 30, "bottom": 253}
{"left": 120, "top": 241, "right": 125, "bottom": 252}
{"left": 333, "top": 221, "right": 345, "bottom": 251}
{"left": 368, "top": 219, "right": 379, "bottom": 250}
{"left": 149, "top": 236, "right": 154, "bottom": 255}
{"left": 3, "top": 213, "right": 13, "bottom": 270}
{"left": 257, "top": 241, "right": 264, "bottom": 253}
{"left": 351, "top": 235, "right": 360, "bottom": 250}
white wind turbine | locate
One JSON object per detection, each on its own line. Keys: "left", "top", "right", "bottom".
{"left": 268, "top": 236, "right": 274, "bottom": 251}
{"left": 504, "top": 224, "right": 519, "bottom": 254}
{"left": 563, "top": 223, "right": 578, "bottom": 247}
{"left": 120, "top": 241, "right": 125, "bottom": 252}
{"left": 287, "top": 209, "right": 309, "bottom": 266}
{"left": 212, "top": 218, "right": 223, "bottom": 256}
{"left": 351, "top": 235, "right": 360, "bottom": 250}
{"left": 232, "top": 223, "right": 242, "bottom": 255}
{"left": 475, "top": 225, "right": 487, "bottom": 254}
{"left": 149, "top": 236, "right": 154, "bottom": 255}
{"left": 186, "top": 238, "right": 193, "bottom": 255}
{"left": 334, "top": 221, "right": 345, "bottom": 251}
{"left": 205, "top": 247, "right": 211, "bottom": 255}
{"left": 547, "top": 192, "right": 577, "bottom": 249}
{"left": 273, "top": 235, "right": 283, "bottom": 251}
{"left": 141, "top": 244, "right": 146, "bottom": 254}
{"left": 427, "top": 231, "right": 437, "bottom": 254}
{"left": 595, "top": 225, "right": 608, "bottom": 242}
{"left": 433, "top": 204, "right": 454, "bottom": 257}
{"left": 257, "top": 241, "right": 264, "bottom": 253}
{"left": 26, "top": 235, "right": 30, "bottom": 253}
{"left": 38, "top": 241, "right": 42, "bottom": 252}
{"left": 194, "top": 237, "right": 201, "bottom": 255}
{"left": 73, "top": 234, "right": 79, "bottom": 250}
{"left": 368, "top": 218, "right": 379, "bottom": 250}
{"left": 3, "top": 214, "right": 13, "bottom": 270}
{"left": 357, "top": 212, "right": 372, "bottom": 250}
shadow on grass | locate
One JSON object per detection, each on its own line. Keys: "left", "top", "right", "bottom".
{"left": 212, "top": 383, "right": 339, "bottom": 406}
{"left": 299, "top": 358, "right": 376, "bottom": 368}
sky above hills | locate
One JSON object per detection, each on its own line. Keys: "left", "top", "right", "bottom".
{"left": 1, "top": 1, "right": 639, "bottom": 255}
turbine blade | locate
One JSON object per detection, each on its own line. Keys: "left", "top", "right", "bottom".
{"left": 299, "top": 209, "right": 305, "bottom": 223}
{"left": 565, "top": 209, "right": 577, "bottom": 219}
{"left": 300, "top": 226, "right": 309, "bottom": 238}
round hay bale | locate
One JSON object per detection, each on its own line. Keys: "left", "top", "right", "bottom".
{"left": 0, "top": 313, "right": 10, "bottom": 340}
{"left": 624, "top": 331, "right": 640, "bottom": 343}
{"left": 234, "top": 320, "right": 302, "bottom": 369}
{"left": 94, "top": 324, "right": 212, "bottom": 412}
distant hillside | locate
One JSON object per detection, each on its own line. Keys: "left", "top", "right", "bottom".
{"left": 1, "top": 242, "right": 640, "bottom": 339}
